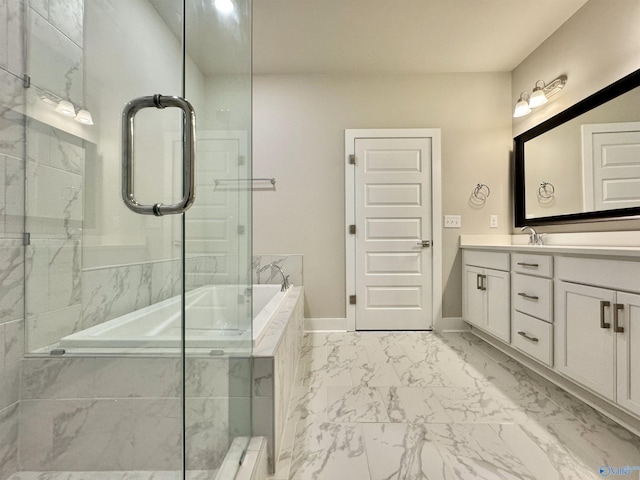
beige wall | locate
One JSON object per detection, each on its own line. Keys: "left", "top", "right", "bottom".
{"left": 512, "top": 0, "right": 640, "bottom": 138}
{"left": 511, "top": 0, "right": 640, "bottom": 233}
{"left": 253, "top": 73, "right": 512, "bottom": 320}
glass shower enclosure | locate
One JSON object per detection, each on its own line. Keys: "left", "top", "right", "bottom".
{"left": 20, "top": 0, "right": 252, "bottom": 477}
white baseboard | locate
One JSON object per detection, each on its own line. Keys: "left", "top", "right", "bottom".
{"left": 433, "top": 317, "right": 470, "bottom": 333}
{"left": 304, "top": 317, "right": 348, "bottom": 332}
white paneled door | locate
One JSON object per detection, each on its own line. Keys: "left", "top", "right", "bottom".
{"left": 354, "top": 137, "right": 433, "bottom": 330}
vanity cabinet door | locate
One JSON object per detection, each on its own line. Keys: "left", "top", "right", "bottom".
{"left": 485, "top": 269, "right": 511, "bottom": 343}
{"left": 463, "top": 265, "right": 484, "bottom": 329}
{"left": 616, "top": 291, "right": 640, "bottom": 417}
{"left": 555, "top": 281, "right": 616, "bottom": 400}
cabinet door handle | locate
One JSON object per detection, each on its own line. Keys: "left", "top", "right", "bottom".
{"left": 476, "top": 274, "right": 482, "bottom": 290}
{"left": 517, "top": 292, "right": 539, "bottom": 301}
{"left": 517, "top": 262, "right": 539, "bottom": 268}
{"left": 600, "top": 300, "right": 611, "bottom": 329}
{"left": 481, "top": 274, "right": 487, "bottom": 291}
{"left": 517, "top": 331, "right": 539, "bottom": 343}
{"left": 614, "top": 303, "right": 625, "bottom": 333}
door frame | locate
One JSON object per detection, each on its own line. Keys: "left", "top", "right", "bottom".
{"left": 345, "top": 128, "right": 442, "bottom": 331}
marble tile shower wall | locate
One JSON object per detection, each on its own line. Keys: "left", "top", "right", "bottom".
{"left": 23, "top": 0, "right": 85, "bottom": 354}
{"left": 0, "top": 0, "right": 25, "bottom": 479}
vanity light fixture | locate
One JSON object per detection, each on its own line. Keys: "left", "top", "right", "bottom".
{"left": 513, "top": 92, "right": 532, "bottom": 118}
{"left": 528, "top": 81, "right": 549, "bottom": 108}
{"left": 513, "top": 75, "right": 567, "bottom": 118}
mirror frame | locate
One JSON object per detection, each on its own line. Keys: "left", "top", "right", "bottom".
{"left": 514, "top": 68, "right": 640, "bottom": 227}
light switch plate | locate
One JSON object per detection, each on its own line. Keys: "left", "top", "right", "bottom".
{"left": 490, "top": 215, "right": 498, "bottom": 228}
{"left": 444, "top": 215, "right": 461, "bottom": 228}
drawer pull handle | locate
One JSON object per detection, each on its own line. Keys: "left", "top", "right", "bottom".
{"left": 614, "top": 303, "right": 625, "bottom": 333}
{"left": 600, "top": 300, "right": 611, "bottom": 329}
{"left": 518, "top": 292, "right": 539, "bottom": 300}
{"left": 517, "top": 331, "right": 539, "bottom": 343}
{"left": 517, "top": 262, "right": 539, "bottom": 268}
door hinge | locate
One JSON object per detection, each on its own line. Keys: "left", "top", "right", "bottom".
{"left": 238, "top": 155, "right": 245, "bottom": 166}
{"left": 348, "top": 154, "right": 356, "bottom": 165}
{"left": 23, "top": 74, "right": 31, "bottom": 88}
{"left": 237, "top": 225, "right": 246, "bottom": 235}
{"left": 349, "top": 295, "right": 357, "bottom": 305}
{"left": 349, "top": 224, "right": 356, "bottom": 234}
{"left": 23, "top": 232, "right": 31, "bottom": 246}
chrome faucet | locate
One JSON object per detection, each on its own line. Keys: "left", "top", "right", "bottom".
{"left": 257, "top": 263, "right": 290, "bottom": 291}
{"left": 520, "top": 226, "right": 544, "bottom": 246}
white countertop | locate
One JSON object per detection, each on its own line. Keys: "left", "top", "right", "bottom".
{"left": 460, "top": 234, "right": 640, "bottom": 258}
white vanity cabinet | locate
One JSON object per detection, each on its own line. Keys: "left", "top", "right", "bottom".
{"left": 511, "top": 253, "right": 554, "bottom": 366}
{"left": 555, "top": 256, "right": 640, "bottom": 416}
{"left": 462, "top": 251, "right": 510, "bottom": 343}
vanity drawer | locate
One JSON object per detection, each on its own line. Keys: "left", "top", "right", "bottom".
{"left": 463, "top": 250, "right": 509, "bottom": 271}
{"left": 512, "top": 273, "right": 553, "bottom": 322}
{"left": 512, "top": 253, "right": 553, "bottom": 278}
{"left": 512, "top": 311, "right": 553, "bottom": 366}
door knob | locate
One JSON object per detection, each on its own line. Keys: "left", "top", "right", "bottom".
{"left": 417, "top": 240, "right": 431, "bottom": 247}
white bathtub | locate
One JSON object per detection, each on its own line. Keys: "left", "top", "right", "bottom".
{"left": 59, "top": 284, "right": 290, "bottom": 349}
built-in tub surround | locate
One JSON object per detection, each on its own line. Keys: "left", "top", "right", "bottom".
{"left": 16, "top": 285, "right": 302, "bottom": 474}
{"left": 252, "top": 286, "right": 304, "bottom": 473}
{"left": 18, "top": 354, "right": 252, "bottom": 473}
{"left": 59, "top": 284, "right": 285, "bottom": 351}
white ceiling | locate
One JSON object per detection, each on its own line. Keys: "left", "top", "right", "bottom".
{"left": 150, "top": 0, "right": 589, "bottom": 76}
{"left": 253, "top": 0, "right": 589, "bottom": 74}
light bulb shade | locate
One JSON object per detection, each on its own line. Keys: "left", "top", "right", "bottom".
{"left": 75, "top": 109, "right": 94, "bottom": 125}
{"left": 513, "top": 98, "right": 531, "bottom": 118}
{"left": 55, "top": 100, "right": 76, "bottom": 116}
{"left": 528, "top": 88, "right": 548, "bottom": 108}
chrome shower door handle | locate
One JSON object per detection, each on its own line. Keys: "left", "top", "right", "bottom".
{"left": 122, "top": 94, "right": 196, "bottom": 216}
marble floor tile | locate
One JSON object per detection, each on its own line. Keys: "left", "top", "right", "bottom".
{"left": 289, "top": 421, "right": 371, "bottom": 480}
{"left": 493, "top": 423, "right": 608, "bottom": 480}
{"left": 362, "top": 423, "right": 536, "bottom": 480}
{"left": 287, "top": 387, "right": 327, "bottom": 423}
{"left": 380, "top": 386, "right": 451, "bottom": 424}
{"left": 271, "top": 332, "right": 640, "bottom": 479}
{"left": 327, "top": 386, "right": 390, "bottom": 423}
{"left": 349, "top": 361, "right": 403, "bottom": 387}
{"left": 431, "top": 385, "right": 579, "bottom": 424}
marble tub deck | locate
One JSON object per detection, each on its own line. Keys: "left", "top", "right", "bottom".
{"left": 269, "top": 331, "right": 640, "bottom": 480}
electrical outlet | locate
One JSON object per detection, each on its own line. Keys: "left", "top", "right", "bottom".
{"left": 490, "top": 215, "right": 498, "bottom": 228}
{"left": 444, "top": 215, "right": 461, "bottom": 228}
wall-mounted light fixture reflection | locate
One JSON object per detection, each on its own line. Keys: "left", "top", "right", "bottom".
{"left": 55, "top": 100, "right": 76, "bottom": 117}
{"left": 214, "top": 0, "right": 234, "bottom": 14}
{"left": 38, "top": 88, "right": 94, "bottom": 126}
{"left": 513, "top": 75, "right": 567, "bottom": 118}
{"left": 74, "top": 109, "right": 94, "bottom": 125}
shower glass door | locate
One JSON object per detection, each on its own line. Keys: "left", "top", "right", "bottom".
{"left": 183, "top": 0, "right": 253, "bottom": 476}
{"left": 23, "top": 0, "right": 252, "bottom": 478}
